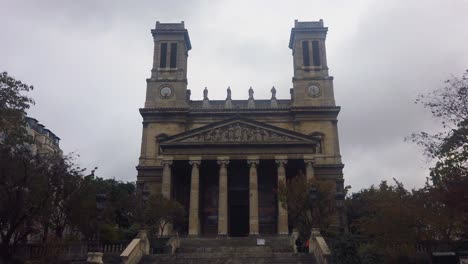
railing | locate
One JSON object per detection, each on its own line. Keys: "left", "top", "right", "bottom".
{"left": 167, "top": 234, "right": 180, "bottom": 254}
{"left": 11, "top": 241, "right": 129, "bottom": 262}
{"left": 121, "top": 231, "right": 150, "bottom": 264}
{"left": 309, "top": 228, "right": 331, "bottom": 264}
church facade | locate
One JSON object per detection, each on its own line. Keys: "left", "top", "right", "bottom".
{"left": 136, "top": 20, "right": 345, "bottom": 237}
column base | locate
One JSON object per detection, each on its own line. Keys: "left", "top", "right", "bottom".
{"left": 217, "top": 233, "right": 228, "bottom": 238}
{"left": 249, "top": 233, "right": 259, "bottom": 237}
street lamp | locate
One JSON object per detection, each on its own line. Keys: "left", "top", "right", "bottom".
{"left": 308, "top": 187, "right": 318, "bottom": 208}
{"left": 308, "top": 186, "right": 318, "bottom": 228}
{"left": 86, "top": 192, "right": 107, "bottom": 264}
{"left": 91, "top": 193, "right": 107, "bottom": 252}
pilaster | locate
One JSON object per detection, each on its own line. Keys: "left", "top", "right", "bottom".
{"left": 161, "top": 158, "right": 173, "bottom": 199}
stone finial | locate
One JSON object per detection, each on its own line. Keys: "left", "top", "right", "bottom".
{"left": 202, "top": 87, "right": 210, "bottom": 108}
{"left": 271, "top": 86, "right": 277, "bottom": 100}
{"left": 270, "top": 86, "right": 278, "bottom": 108}
{"left": 248, "top": 86, "right": 255, "bottom": 109}
{"left": 225, "top": 86, "right": 232, "bottom": 109}
{"left": 226, "top": 86, "right": 232, "bottom": 100}
{"left": 248, "top": 86, "right": 254, "bottom": 100}
{"left": 203, "top": 87, "right": 208, "bottom": 100}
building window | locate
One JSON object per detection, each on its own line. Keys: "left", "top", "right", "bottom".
{"left": 159, "top": 43, "right": 168, "bottom": 68}
{"left": 312, "top": 41, "right": 321, "bottom": 66}
{"left": 302, "top": 41, "right": 310, "bottom": 66}
{"left": 170, "top": 43, "right": 177, "bottom": 68}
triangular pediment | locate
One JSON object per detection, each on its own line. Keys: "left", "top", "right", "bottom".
{"left": 160, "top": 117, "right": 319, "bottom": 147}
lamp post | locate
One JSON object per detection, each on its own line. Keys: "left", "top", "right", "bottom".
{"left": 308, "top": 187, "right": 318, "bottom": 221}
{"left": 141, "top": 187, "right": 150, "bottom": 225}
{"left": 95, "top": 193, "right": 107, "bottom": 248}
{"left": 89, "top": 193, "right": 107, "bottom": 252}
{"left": 308, "top": 186, "right": 320, "bottom": 233}
{"left": 87, "top": 193, "right": 107, "bottom": 264}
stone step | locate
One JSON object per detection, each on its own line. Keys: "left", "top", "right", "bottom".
{"left": 102, "top": 253, "right": 121, "bottom": 264}
{"left": 177, "top": 246, "right": 273, "bottom": 254}
{"left": 178, "top": 236, "right": 292, "bottom": 252}
{"left": 141, "top": 253, "right": 315, "bottom": 264}
{"left": 153, "top": 252, "right": 300, "bottom": 258}
{"left": 140, "top": 236, "right": 311, "bottom": 264}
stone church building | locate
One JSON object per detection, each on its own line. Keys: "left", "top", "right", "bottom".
{"left": 137, "top": 20, "right": 345, "bottom": 237}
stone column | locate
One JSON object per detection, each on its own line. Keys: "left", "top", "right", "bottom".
{"left": 247, "top": 157, "right": 259, "bottom": 236}
{"left": 276, "top": 157, "right": 289, "bottom": 235}
{"left": 161, "top": 158, "right": 173, "bottom": 235}
{"left": 304, "top": 155, "right": 316, "bottom": 183}
{"left": 161, "top": 158, "right": 173, "bottom": 199}
{"left": 188, "top": 157, "right": 201, "bottom": 236}
{"left": 217, "top": 157, "right": 229, "bottom": 236}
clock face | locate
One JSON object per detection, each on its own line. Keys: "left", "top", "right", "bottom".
{"left": 307, "top": 85, "right": 320, "bottom": 97}
{"left": 160, "top": 86, "right": 173, "bottom": 98}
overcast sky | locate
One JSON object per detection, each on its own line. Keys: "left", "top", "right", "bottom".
{"left": 1, "top": 0, "right": 467, "bottom": 192}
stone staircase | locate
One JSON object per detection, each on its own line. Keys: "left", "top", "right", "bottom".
{"left": 139, "top": 237, "right": 316, "bottom": 264}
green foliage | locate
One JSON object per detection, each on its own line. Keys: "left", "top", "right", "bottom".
{"left": 144, "top": 194, "right": 185, "bottom": 237}
{"left": 407, "top": 70, "right": 468, "bottom": 239}
{"left": 331, "top": 234, "right": 361, "bottom": 264}
{"left": 277, "top": 172, "right": 335, "bottom": 238}
{"left": 0, "top": 71, "right": 35, "bottom": 145}
{"left": 358, "top": 244, "right": 385, "bottom": 264}
{"left": 347, "top": 180, "right": 420, "bottom": 245}
{"left": 346, "top": 179, "right": 465, "bottom": 260}
{"left": 0, "top": 71, "right": 143, "bottom": 263}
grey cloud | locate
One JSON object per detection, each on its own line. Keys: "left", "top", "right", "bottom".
{"left": 1, "top": 0, "right": 467, "bottom": 191}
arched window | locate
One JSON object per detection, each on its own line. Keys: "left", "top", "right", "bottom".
{"left": 310, "top": 132, "right": 324, "bottom": 153}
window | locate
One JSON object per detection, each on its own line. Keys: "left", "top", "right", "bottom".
{"left": 159, "top": 43, "right": 167, "bottom": 68}
{"left": 170, "top": 43, "right": 177, "bottom": 68}
{"left": 302, "top": 41, "right": 310, "bottom": 66}
{"left": 312, "top": 41, "right": 321, "bottom": 66}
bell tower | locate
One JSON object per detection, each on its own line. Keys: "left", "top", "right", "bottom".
{"left": 289, "top": 19, "right": 335, "bottom": 107}
{"left": 144, "top": 21, "right": 192, "bottom": 108}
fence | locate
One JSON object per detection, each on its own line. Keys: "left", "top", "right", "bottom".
{"left": 11, "top": 241, "right": 130, "bottom": 262}
{"left": 325, "top": 236, "right": 468, "bottom": 255}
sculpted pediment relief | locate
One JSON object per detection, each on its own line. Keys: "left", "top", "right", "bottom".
{"left": 160, "top": 118, "right": 319, "bottom": 147}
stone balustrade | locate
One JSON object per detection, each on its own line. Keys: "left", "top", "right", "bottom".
{"left": 120, "top": 230, "right": 149, "bottom": 264}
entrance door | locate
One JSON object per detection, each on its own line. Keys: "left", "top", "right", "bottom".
{"left": 228, "top": 161, "right": 249, "bottom": 237}
{"left": 229, "top": 203, "right": 249, "bottom": 237}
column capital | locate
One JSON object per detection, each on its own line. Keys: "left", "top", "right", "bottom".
{"left": 275, "top": 156, "right": 288, "bottom": 167}
{"left": 217, "top": 157, "right": 230, "bottom": 166}
{"left": 247, "top": 156, "right": 260, "bottom": 166}
{"left": 189, "top": 157, "right": 202, "bottom": 166}
{"left": 304, "top": 155, "right": 315, "bottom": 163}
{"left": 161, "top": 157, "right": 173, "bottom": 166}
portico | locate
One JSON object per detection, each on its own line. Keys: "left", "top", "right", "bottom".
{"left": 161, "top": 156, "right": 317, "bottom": 237}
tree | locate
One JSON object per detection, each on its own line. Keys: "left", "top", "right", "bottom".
{"left": 277, "top": 172, "right": 335, "bottom": 239}
{"left": 144, "top": 194, "right": 185, "bottom": 237}
{"left": 0, "top": 147, "right": 55, "bottom": 262}
{"left": 408, "top": 70, "right": 468, "bottom": 238}
{"left": 0, "top": 71, "right": 34, "bottom": 146}
{"left": 347, "top": 180, "right": 420, "bottom": 246}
